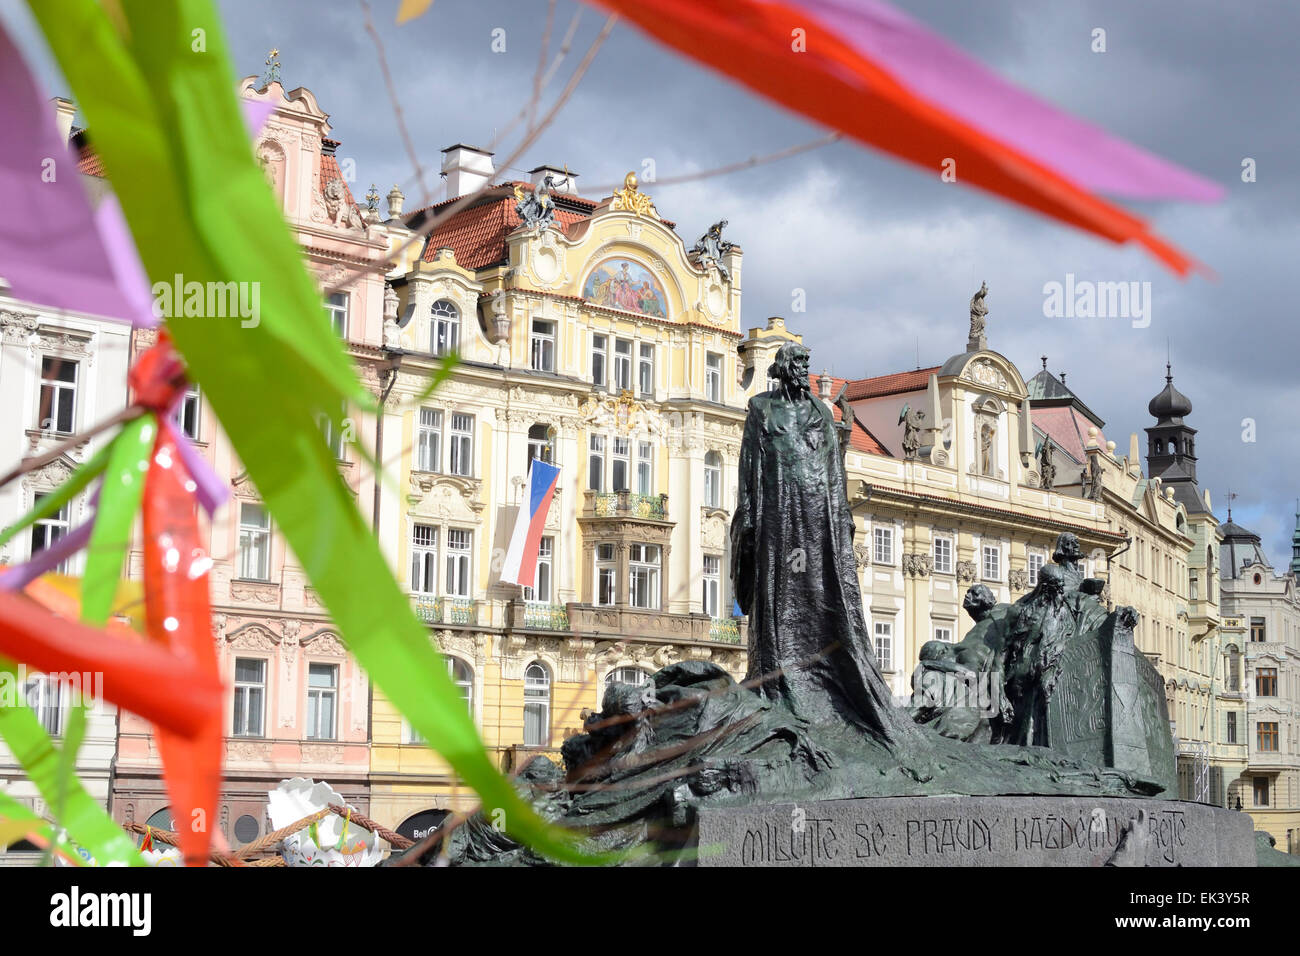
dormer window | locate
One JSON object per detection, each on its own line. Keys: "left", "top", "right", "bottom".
{"left": 431, "top": 299, "right": 460, "bottom": 356}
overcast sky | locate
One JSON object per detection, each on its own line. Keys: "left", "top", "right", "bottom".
{"left": 5, "top": 0, "right": 1297, "bottom": 566}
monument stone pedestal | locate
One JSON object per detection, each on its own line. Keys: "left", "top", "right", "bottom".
{"left": 698, "top": 795, "right": 1256, "bottom": 867}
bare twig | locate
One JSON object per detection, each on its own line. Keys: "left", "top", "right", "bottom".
{"left": 0, "top": 405, "right": 141, "bottom": 491}
{"left": 528, "top": 0, "right": 558, "bottom": 134}
{"left": 360, "top": 0, "right": 434, "bottom": 211}
{"left": 324, "top": 13, "right": 618, "bottom": 298}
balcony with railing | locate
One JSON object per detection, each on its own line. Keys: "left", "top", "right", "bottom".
{"left": 519, "top": 601, "right": 570, "bottom": 631}
{"left": 412, "top": 596, "right": 478, "bottom": 626}
{"left": 584, "top": 490, "right": 670, "bottom": 521}
{"left": 709, "top": 616, "right": 743, "bottom": 644}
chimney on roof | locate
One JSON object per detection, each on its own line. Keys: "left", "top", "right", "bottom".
{"left": 52, "top": 97, "right": 76, "bottom": 145}
{"left": 441, "top": 143, "right": 495, "bottom": 199}
{"left": 818, "top": 369, "right": 832, "bottom": 401}
{"left": 529, "top": 165, "right": 578, "bottom": 196}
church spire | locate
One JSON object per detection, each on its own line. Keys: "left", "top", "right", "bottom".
{"left": 1291, "top": 502, "right": 1300, "bottom": 576}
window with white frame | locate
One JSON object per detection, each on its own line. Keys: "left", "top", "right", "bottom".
{"left": 595, "top": 543, "right": 616, "bottom": 606}
{"left": 523, "top": 662, "right": 551, "bottom": 747}
{"left": 317, "top": 402, "right": 347, "bottom": 460}
{"left": 591, "top": 334, "right": 607, "bottom": 388}
{"left": 612, "top": 437, "right": 630, "bottom": 492}
{"left": 636, "top": 441, "right": 654, "bottom": 495}
{"left": 932, "top": 536, "right": 953, "bottom": 574}
{"left": 530, "top": 319, "right": 556, "bottom": 372}
{"left": 528, "top": 424, "right": 555, "bottom": 464}
{"left": 873, "top": 526, "right": 894, "bottom": 565}
{"left": 305, "top": 663, "right": 338, "bottom": 740}
{"left": 606, "top": 666, "right": 651, "bottom": 686}
{"left": 448, "top": 413, "right": 474, "bottom": 477}
{"left": 30, "top": 493, "right": 70, "bottom": 572}
{"left": 431, "top": 299, "right": 460, "bottom": 356}
{"left": 704, "top": 451, "right": 722, "bottom": 509}
{"left": 1027, "top": 551, "right": 1045, "bottom": 587}
{"left": 38, "top": 356, "right": 78, "bottom": 434}
{"left": 982, "top": 544, "right": 1001, "bottom": 581}
{"left": 410, "top": 524, "right": 438, "bottom": 595}
{"left": 232, "top": 658, "right": 266, "bottom": 737}
{"left": 444, "top": 528, "right": 472, "bottom": 597}
{"left": 523, "top": 537, "right": 553, "bottom": 603}
{"left": 873, "top": 621, "right": 894, "bottom": 672}
{"left": 417, "top": 407, "right": 442, "bottom": 472}
{"left": 613, "top": 339, "right": 632, "bottom": 391}
{"left": 409, "top": 657, "right": 474, "bottom": 743}
{"left": 325, "top": 292, "right": 348, "bottom": 338}
{"left": 175, "top": 384, "right": 201, "bottom": 441}
{"left": 237, "top": 502, "right": 271, "bottom": 581}
{"left": 628, "top": 543, "right": 660, "bottom": 609}
{"left": 23, "top": 675, "right": 62, "bottom": 736}
{"left": 447, "top": 657, "right": 473, "bottom": 710}
{"left": 638, "top": 343, "right": 655, "bottom": 396}
{"left": 588, "top": 434, "right": 606, "bottom": 491}
{"left": 702, "top": 554, "right": 721, "bottom": 617}
{"left": 934, "top": 626, "right": 953, "bottom": 643}
{"left": 705, "top": 352, "right": 722, "bottom": 403}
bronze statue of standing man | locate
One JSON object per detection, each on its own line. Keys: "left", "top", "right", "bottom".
{"left": 731, "top": 343, "right": 922, "bottom": 749}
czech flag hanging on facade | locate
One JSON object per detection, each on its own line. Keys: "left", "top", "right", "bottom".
{"left": 501, "top": 459, "right": 562, "bottom": 588}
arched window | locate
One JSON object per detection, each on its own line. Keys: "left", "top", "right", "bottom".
{"left": 523, "top": 662, "right": 551, "bottom": 747}
{"left": 137, "top": 807, "right": 175, "bottom": 849}
{"left": 431, "top": 299, "right": 460, "bottom": 356}
{"left": 528, "top": 423, "right": 555, "bottom": 464}
{"left": 448, "top": 656, "right": 474, "bottom": 712}
{"left": 409, "top": 657, "right": 474, "bottom": 743}
{"left": 605, "top": 666, "right": 651, "bottom": 687}
{"left": 704, "top": 451, "right": 722, "bottom": 508}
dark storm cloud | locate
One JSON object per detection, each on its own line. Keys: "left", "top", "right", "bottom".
{"left": 3, "top": 0, "right": 1295, "bottom": 562}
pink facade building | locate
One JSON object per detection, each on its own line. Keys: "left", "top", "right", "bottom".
{"left": 110, "top": 73, "right": 390, "bottom": 848}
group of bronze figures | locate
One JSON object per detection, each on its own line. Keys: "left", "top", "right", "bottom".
{"left": 399, "top": 342, "right": 1176, "bottom": 866}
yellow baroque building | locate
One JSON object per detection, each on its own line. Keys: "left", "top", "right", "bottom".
{"left": 366, "top": 152, "right": 750, "bottom": 835}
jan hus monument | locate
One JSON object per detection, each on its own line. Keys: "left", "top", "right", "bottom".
{"left": 398, "top": 342, "right": 1255, "bottom": 867}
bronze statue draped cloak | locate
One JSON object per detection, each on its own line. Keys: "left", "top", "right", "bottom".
{"left": 730, "top": 386, "right": 922, "bottom": 749}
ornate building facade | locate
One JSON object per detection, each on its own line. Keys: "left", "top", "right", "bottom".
{"left": 366, "top": 149, "right": 750, "bottom": 834}
{"left": 109, "top": 74, "right": 387, "bottom": 848}
{"left": 0, "top": 100, "right": 129, "bottom": 865}
{"left": 1219, "top": 514, "right": 1300, "bottom": 851}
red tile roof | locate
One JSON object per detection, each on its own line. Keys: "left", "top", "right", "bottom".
{"left": 843, "top": 366, "right": 939, "bottom": 400}
{"left": 417, "top": 184, "right": 593, "bottom": 270}
{"left": 807, "top": 374, "right": 890, "bottom": 455}
{"left": 320, "top": 151, "right": 361, "bottom": 214}
{"left": 1031, "top": 405, "right": 1107, "bottom": 465}
{"left": 76, "top": 142, "right": 104, "bottom": 178}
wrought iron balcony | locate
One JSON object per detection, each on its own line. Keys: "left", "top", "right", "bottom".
{"left": 709, "top": 616, "right": 743, "bottom": 644}
{"left": 522, "top": 601, "right": 570, "bottom": 630}
{"left": 586, "top": 490, "right": 669, "bottom": 521}
{"left": 412, "top": 596, "right": 478, "bottom": 625}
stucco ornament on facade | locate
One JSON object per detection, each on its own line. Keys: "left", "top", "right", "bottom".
{"left": 0, "top": 309, "right": 39, "bottom": 343}
{"left": 902, "top": 552, "right": 933, "bottom": 577}
{"left": 964, "top": 359, "right": 1011, "bottom": 391}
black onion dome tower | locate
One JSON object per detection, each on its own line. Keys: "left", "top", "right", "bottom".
{"left": 1144, "top": 363, "right": 1208, "bottom": 514}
